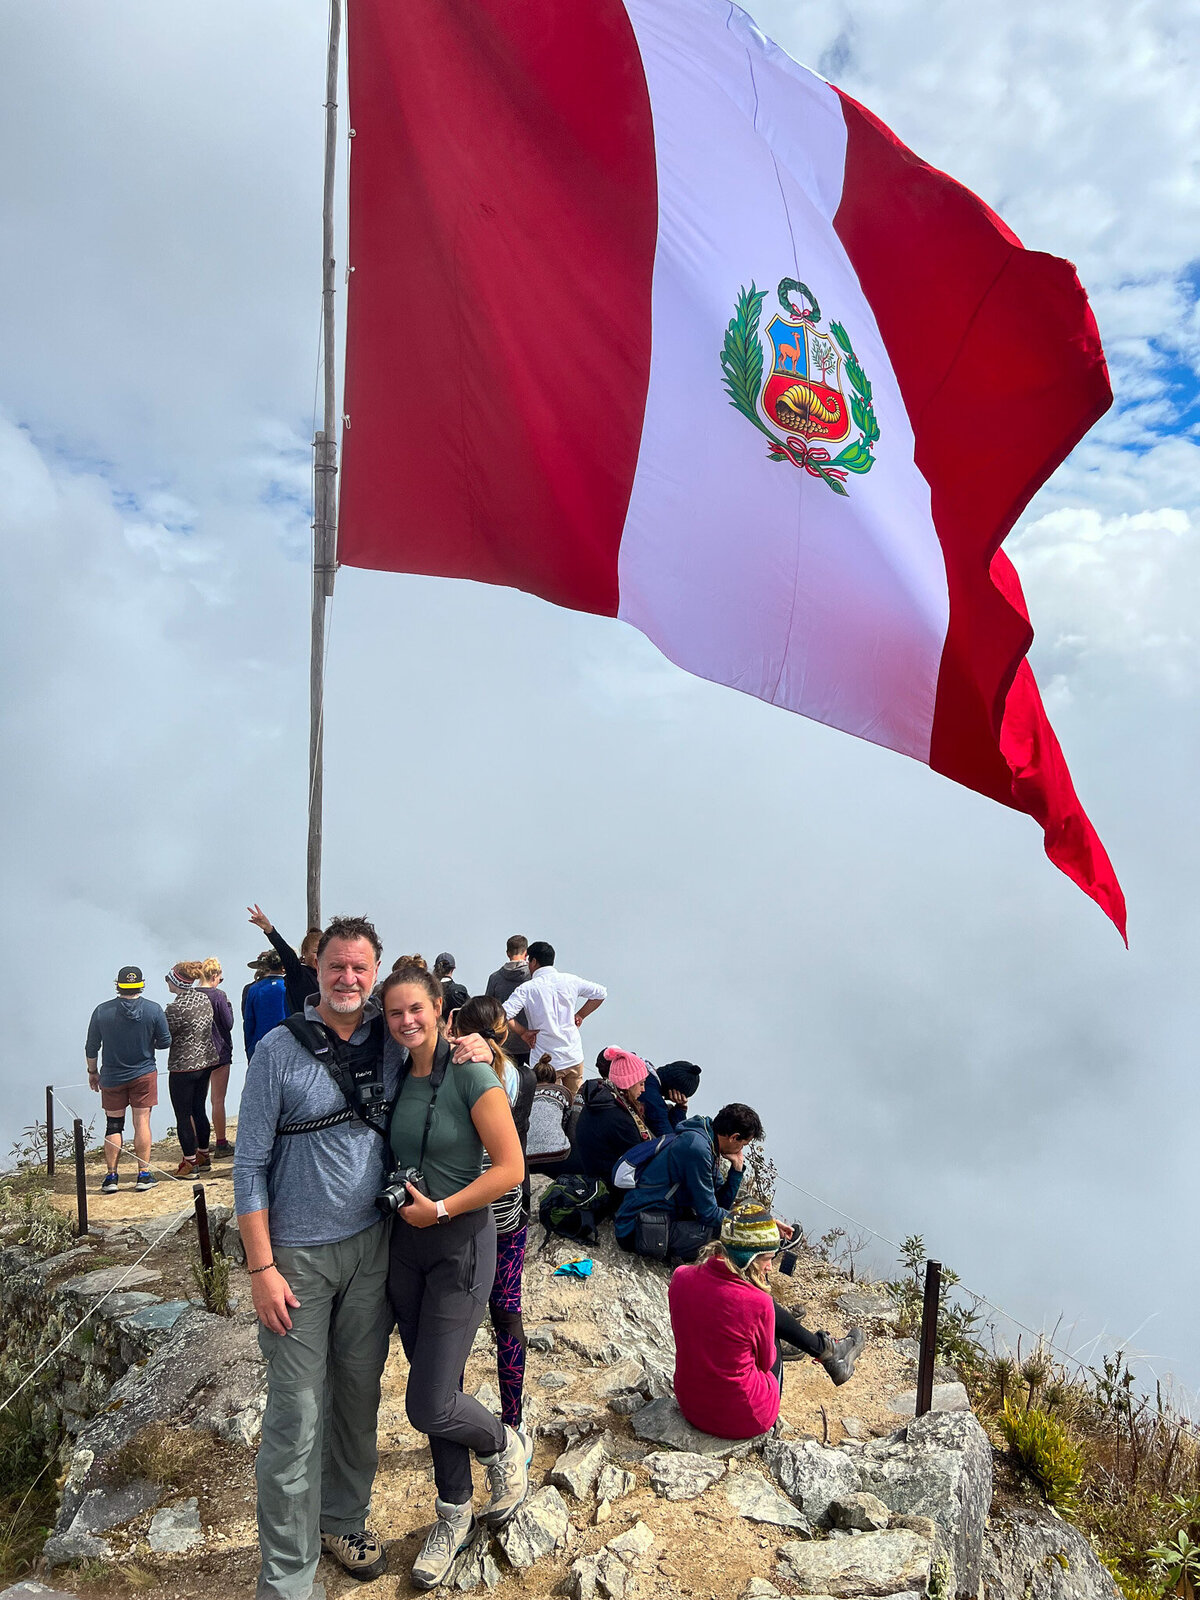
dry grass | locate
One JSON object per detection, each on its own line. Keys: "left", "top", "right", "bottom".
{"left": 108, "top": 1423, "right": 210, "bottom": 1490}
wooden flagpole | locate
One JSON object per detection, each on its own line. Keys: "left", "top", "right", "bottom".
{"left": 308, "top": 0, "right": 342, "bottom": 931}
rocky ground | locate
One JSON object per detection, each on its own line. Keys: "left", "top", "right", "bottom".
{"left": 7, "top": 1141, "right": 1111, "bottom": 1600}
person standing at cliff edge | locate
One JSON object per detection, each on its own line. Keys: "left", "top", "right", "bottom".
{"left": 501, "top": 941, "right": 606, "bottom": 1099}
{"left": 86, "top": 965, "right": 169, "bottom": 1195}
{"left": 485, "top": 935, "right": 531, "bottom": 1070}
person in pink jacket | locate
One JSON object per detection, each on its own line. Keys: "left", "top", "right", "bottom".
{"left": 669, "top": 1202, "right": 865, "bottom": 1440}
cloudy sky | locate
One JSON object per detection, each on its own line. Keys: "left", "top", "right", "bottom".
{"left": 1, "top": 3, "right": 1196, "bottom": 1400}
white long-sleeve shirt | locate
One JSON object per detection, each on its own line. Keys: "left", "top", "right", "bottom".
{"left": 502, "top": 967, "right": 607, "bottom": 1072}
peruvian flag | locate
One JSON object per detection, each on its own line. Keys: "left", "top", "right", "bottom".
{"left": 338, "top": 0, "right": 1126, "bottom": 937}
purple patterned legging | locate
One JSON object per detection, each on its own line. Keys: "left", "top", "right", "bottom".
{"left": 488, "top": 1224, "right": 528, "bottom": 1428}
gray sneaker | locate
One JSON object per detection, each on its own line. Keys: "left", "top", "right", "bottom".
{"left": 478, "top": 1425, "right": 529, "bottom": 1526}
{"left": 412, "top": 1501, "right": 475, "bottom": 1590}
{"left": 820, "top": 1327, "right": 866, "bottom": 1386}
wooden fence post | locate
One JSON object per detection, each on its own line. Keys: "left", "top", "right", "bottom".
{"left": 915, "top": 1259, "right": 942, "bottom": 1417}
{"left": 73, "top": 1118, "right": 88, "bottom": 1237}
{"left": 193, "top": 1184, "right": 213, "bottom": 1273}
{"left": 45, "top": 1086, "right": 55, "bottom": 1178}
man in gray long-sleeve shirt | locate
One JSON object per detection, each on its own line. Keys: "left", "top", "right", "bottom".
{"left": 235, "top": 915, "right": 496, "bottom": 1600}
{"left": 235, "top": 915, "right": 395, "bottom": 1598}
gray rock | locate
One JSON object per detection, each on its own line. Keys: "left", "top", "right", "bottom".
{"left": 830, "top": 1491, "right": 892, "bottom": 1532}
{"left": 889, "top": 1383, "right": 970, "bottom": 1416}
{"left": 538, "top": 1371, "right": 572, "bottom": 1390}
{"left": 644, "top": 1449, "right": 727, "bottom": 1501}
{"left": 776, "top": 1527, "right": 934, "bottom": 1596}
{"left": 526, "top": 1326, "right": 556, "bottom": 1353}
{"left": 118, "top": 1299, "right": 192, "bottom": 1334}
{"left": 63, "top": 1264, "right": 162, "bottom": 1295}
{"left": 857, "top": 1410, "right": 993, "bottom": 1598}
{"left": 130, "top": 1209, "right": 192, "bottom": 1246}
{"left": 550, "top": 1433, "right": 610, "bottom": 1498}
{"left": 594, "top": 1358, "right": 648, "bottom": 1399}
{"left": 840, "top": 1416, "right": 868, "bottom": 1440}
{"left": 446, "top": 1527, "right": 502, "bottom": 1591}
{"left": 0, "top": 1585, "right": 81, "bottom": 1599}
{"left": 67, "top": 1479, "right": 161, "bottom": 1535}
{"left": 595, "top": 1464, "right": 636, "bottom": 1503}
{"left": 633, "top": 1395, "right": 763, "bottom": 1457}
{"left": 607, "top": 1392, "right": 646, "bottom": 1416}
{"left": 148, "top": 1497, "right": 203, "bottom": 1554}
{"left": 740, "top": 1581, "right": 782, "bottom": 1600}
{"left": 566, "top": 1550, "right": 632, "bottom": 1600}
{"left": 472, "top": 1381, "right": 501, "bottom": 1414}
{"left": 982, "top": 1506, "right": 1120, "bottom": 1600}
{"left": 496, "top": 1485, "right": 570, "bottom": 1567}
{"left": 55, "top": 1308, "right": 264, "bottom": 1534}
{"left": 537, "top": 1400, "right": 606, "bottom": 1441}
{"left": 43, "top": 1530, "right": 112, "bottom": 1567}
{"left": 837, "top": 1289, "right": 900, "bottom": 1325}
{"left": 605, "top": 1520, "right": 655, "bottom": 1562}
{"left": 763, "top": 1437, "right": 864, "bottom": 1527}
{"left": 30, "top": 1246, "right": 94, "bottom": 1277}
{"left": 724, "top": 1469, "right": 811, "bottom": 1531}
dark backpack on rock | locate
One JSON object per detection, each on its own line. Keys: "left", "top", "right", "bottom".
{"left": 538, "top": 1174, "right": 614, "bottom": 1246}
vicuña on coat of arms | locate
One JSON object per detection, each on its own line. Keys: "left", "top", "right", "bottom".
{"left": 720, "top": 277, "right": 880, "bottom": 495}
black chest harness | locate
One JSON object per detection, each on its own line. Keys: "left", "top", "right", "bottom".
{"left": 277, "top": 1012, "right": 391, "bottom": 1138}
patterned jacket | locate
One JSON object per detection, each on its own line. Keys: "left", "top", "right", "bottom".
{"left": 166, "top": 988, "right": 219, "bottom": 1073}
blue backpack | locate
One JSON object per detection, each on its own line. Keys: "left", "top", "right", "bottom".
{"left": 611, "top": 1133, "right": 674, "bottom": 1191}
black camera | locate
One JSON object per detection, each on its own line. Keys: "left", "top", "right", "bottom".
{"left": 350, "top": 1059, "right": 389, "bottom": 1113}
{"left": 375, "top": 1167, "right": 429, "bottom": 1216}
{"left": 779, "top": 1250, "right": 798, "bottom": 1277}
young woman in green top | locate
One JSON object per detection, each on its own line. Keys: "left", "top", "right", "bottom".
{"left": 382, "top": 963, "right": 527, "bottom": 1591}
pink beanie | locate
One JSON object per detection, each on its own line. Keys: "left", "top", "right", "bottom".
{"left": 605, "top": 1048, "right": 649, "bottom": 1091}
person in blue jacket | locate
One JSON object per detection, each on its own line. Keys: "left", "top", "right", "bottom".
{"left": 615, "top": 1103, "right": 773, "bottom": 1261}
{"left": 242, "top": 952, "right": 289, "bottom": 1062}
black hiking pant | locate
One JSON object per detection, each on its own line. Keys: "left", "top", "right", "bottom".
{"left": 169, "top": 1068, "right": 212, "bottom": 1158}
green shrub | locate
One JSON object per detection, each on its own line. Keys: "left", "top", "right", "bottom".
{"left": 0, "top": 1181, "right": 74, "bottom": 1261}
{"left": 1002, "top": 1399, "right": 1085, "bottom": 1508}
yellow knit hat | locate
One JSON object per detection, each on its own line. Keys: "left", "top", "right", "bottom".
{"left": 720, "top": 1200, "right": 781, "bottom": 1258}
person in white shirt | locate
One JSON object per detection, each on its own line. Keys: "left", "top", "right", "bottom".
{"left": 501, "top": 942, "right": 606, "bottom": 1098}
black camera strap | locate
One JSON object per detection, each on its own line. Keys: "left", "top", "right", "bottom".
{"left": 385, "top": 1037, "right": 451, "bottom": 1177}
{"left": 278, "top": 1013, "right": 390, "bottom": 1139}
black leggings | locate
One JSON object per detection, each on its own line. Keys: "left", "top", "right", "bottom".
{"left": 387, "top": 1206, "right": 506, "bottom": 1505}
{"left": 776, "top": 1301, "right": 824, "bottom": 1358}
{"left": 168, "top": 1070, "right": 212, "bottom": 1158}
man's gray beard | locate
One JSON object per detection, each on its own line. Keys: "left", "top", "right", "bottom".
{"left": 324, "top": 991, "right": 362, "bottom": 1012}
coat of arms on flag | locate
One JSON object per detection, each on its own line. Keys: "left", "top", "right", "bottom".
{"left": 721, "top": 276, "right": 880, "bottom": 494}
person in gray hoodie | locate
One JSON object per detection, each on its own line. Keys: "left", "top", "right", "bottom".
{"left": 86, "top": 965, "right": 170, "bottom": 1194}
{"left": 485, "top": 936, "right": 531, "bottom": 1066}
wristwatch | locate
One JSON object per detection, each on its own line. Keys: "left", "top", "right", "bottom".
{"left": 435, "top": 1200, "right": 450, "bottom": 1224}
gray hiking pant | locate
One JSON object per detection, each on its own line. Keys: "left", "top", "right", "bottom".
{"left": 387, "top": 1205, "right": 505, "bottom": 1504}
{"left": 255, "top": 1221, "right": 392, "bottom": 1600}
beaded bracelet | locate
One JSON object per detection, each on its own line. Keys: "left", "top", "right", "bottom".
{"left": 248, "top": 1260, "right": 277, "bottom": 1276}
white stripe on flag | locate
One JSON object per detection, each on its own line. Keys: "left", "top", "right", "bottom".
{"left": 616, "top": 0, "right": 949, "bottom": 762}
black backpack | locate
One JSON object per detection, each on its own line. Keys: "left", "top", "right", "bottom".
{"left": 538, "top": 1175, "right": 614, "bottom": 1246}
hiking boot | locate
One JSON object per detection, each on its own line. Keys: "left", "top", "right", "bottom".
{"left": 194, "top": 1151, "right": 212, "bottom": 1171}
{"left": 479, "top": 1425, "right": 529, "bottom": 1526}
{"left": 134, "top": 1170, "right": 156, "bottom": 1192}
{"left": 100, "top": 1171, "right": 118, "bottom": 1195}
{"left": 411, "top": 1501, "right": 475, "bottom": 1590}
{"left": 320, "top": 1528, "right": 386, "bottom": 1582}
{"left": 214, "top": 1138, "right": 235, "bottom": 1157}
{"left": 819, "top": 1327, "right": 865, "bottom": 1386}
{"left": 173, "top": 1159, "right": 197, "bottom": 1179}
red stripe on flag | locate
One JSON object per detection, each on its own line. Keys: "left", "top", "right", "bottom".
{"left": 339, "top": 0, "right": 657, "bottom": 615}
{"left": 833, "top": 90, "right": 1126, "bottom": 937}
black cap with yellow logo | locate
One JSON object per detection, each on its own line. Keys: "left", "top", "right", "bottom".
{"left": 116, "top": 966, "right": 144, "bottom": 990}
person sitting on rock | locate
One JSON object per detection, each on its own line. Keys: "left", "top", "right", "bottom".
{"left": 670, "top": 1202, "right": 866, "bottom": 1440}
{"left": 614, "top": 1100, "right": 764, "bottom": 1261}
{"left": 575, "top": 1049, "right": 668, "bottom": 1181}
{"left": 525, "top": 1057, "right": 575, "bottom": 1176}
{"left": 592, "top": 1046, "right": 692, "bottom": 1138}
